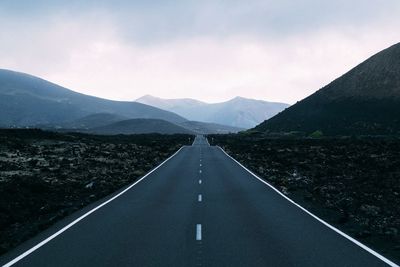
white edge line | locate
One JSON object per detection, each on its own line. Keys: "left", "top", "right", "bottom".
{"left": 205, "top": 137, "right": 210, "bottom": 146}
{"left": 196, "top": 224, "right": 202, "bottom": 241}
{"left": 2, "top": 146, "right": 186, "bottom": 267}
{"left": 217, "top": 146, "right": 399, "bottom": 267}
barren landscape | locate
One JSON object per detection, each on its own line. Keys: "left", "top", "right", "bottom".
{"left": 0, "top": 129, "right": 191, "bottom": 255}
{"left": 210, "top": 133, "right": 400, "bottom": 262}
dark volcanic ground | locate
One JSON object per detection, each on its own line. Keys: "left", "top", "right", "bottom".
{"left": 0, "top": 129, "right": 192, "bottom": 255}
{"left": 210, "top": 134, "right": 400, "bottom": 263}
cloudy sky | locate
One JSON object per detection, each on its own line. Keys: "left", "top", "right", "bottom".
{"left": 1, "top": 0, "right": 399, "bottom": 104}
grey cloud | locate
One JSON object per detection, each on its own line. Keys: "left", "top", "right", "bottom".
{"left": 107, "top": 0, "right": 400, "bottom": 43}
{"left": 1, "top": 0, "right": 399, "bottom": 44}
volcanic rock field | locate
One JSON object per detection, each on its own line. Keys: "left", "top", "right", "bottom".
{"left": 210, "top": 134, "right": 400, "bottom": 262}
{"left": 0, "top": 129, "right": 191, "bottom": 255}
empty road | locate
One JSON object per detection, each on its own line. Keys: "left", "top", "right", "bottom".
{"left": 1, "top": 135, "right": 397, "bottom": 266}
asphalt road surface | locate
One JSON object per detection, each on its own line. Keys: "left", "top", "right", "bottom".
{"left": 1, "top": 135, "right": 397, "bottom": 267}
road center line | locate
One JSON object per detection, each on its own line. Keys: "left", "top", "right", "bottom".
{"left": 199, "top": 170, "right": 202, "bottom": 174}
{"left": 198, "top": 194, "right": 202, "bottom": 202}
{"left": 196, "top": 224, "right": 202, "bottom": 241}
{"left": 199, "top": 179, "right": 202, "bottom": 184}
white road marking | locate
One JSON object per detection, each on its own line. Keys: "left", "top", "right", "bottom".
{"left": 198, "top": 194, "right": 202, "bottom": 202}
{"left": 200, "top": 164, "right": 202, "bottom": 167}
{"left": 199, "top": 170, "right": 202, "bottom": 174}
{"left": 218, "top": 146, "right": 399, "bottom": 267}
{"left": 199, "top": 179, "right": 202, "bottom": 184}
{"left": 205, "top": 137, "right": 210, "bottom": 146}
{"left": 196, "top": 224, "right": 202, "bottom": 241}
{"left": 2, "top": 147, "right": 186, "bottom": 267}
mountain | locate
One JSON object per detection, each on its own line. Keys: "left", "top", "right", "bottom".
{"left": 89, "top": 118, "right": 194, "bottom": 135}
{"left": 44, "top": 113, "right": 128, "bottom": 129}
{"left": 136, "top": 95, "right": 206, "bottom": 110}
{"left": 39, "top": 112, "right": 243, "bottom": 134}
{"left": 0, "top": 69, "right": 187, "bottom": 127}
{"left": 254, "top": 43, "right": 400, "bottom": 135}
{"left": 136, "top": 95, "right": 289, "bottom": 129}
{"left": 47, "top": 113, "right": 242, "bottom": 134}
{"left": 179, "top": 121, "right": 244, "bottom": 134}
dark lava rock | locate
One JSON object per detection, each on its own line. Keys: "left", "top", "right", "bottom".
{"left": 210, "top": 134, "right": 400, "bottom": 263}
{"left": 0, "top": 129, "right": 192, "bottom": 255}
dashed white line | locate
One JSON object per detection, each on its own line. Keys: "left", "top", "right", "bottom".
{"left": 199, "top": 170, "right": 202, "bottom": 174}
{"left": 198, "top": 194, "right": 202, "bottom": 202}
{"left": 196, "top": 224, "right": 202, "bottom": 241}
{"left": 199, "top": 179, "right": 202, "bottom": 184}
{"left": 200, "top": 164, "right": 202, "bottom": 167}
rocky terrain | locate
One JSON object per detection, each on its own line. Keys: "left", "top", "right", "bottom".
{"left": 210, "top": 134, "right": 400, "bottom": 262}
{"left": 0, "top": 129, "right": 191, "bottom": 255}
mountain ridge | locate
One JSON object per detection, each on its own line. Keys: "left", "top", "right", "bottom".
{"left": 254, "top": 42, "right": 400, "bottom": 135}
{"left": 0, "top": 69, "right": 187, "bottom": 126}
{"left": 136, "top": 95, "right": 289, "bottom": 129}
{"left": 40, "top": 113, "right": 243, "bottom": 135}
{"left": 89, "top": 118, "right": 195, "bottom": 135}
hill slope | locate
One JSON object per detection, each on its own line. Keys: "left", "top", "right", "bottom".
{"left": 0, "top": 69, "right": 187, "bottom": 127}
{"left": 48, "top": 113, "right": 129, "bottom": 129}
{"left": 179, "top": 121, "right": 244, "bottom": 134}
{"left": 136, "top": 95, "right": 206, "bottom": 110}
{"left": 255, "top": 43, "right": 400, "bottom": 135}
{"left": 42, "top": 113, "right": 242, "bottom": 134}
{"left": 89, "top": 119, "right": 194, "bottom": 135}
{"left": 136, "top": 95, "right": 289, "bottom": 129}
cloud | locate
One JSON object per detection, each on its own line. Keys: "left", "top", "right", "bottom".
{"left": 3, "top": 1, "right": 399, "bottom": 40}
{"left": 0, "top": 1, "right": 399, "bottom": 103}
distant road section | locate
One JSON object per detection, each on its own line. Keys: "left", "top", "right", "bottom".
{"left": 1, "top": 136, "right": 397, "bottom": 266}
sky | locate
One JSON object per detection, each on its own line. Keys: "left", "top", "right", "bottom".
{"left": 0, "top": 1, "right": 399, "bottom": 104}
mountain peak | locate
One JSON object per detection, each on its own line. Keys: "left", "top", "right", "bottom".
{"left": 136, "top": 94, "right": 159, "bottom": 101}
{"left": 137, "top": 94, "right": 289, "bottom": 128}
{"left": 230, "top": 96, "right": 248, "bottom": 101}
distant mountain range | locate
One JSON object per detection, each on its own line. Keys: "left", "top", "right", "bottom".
{"left": 0, "top": 69, "right": 243, "bottom": 135}
{"left": 44, "top": 113, "right": 243, "bottom": 135}
{"left": 0, "top": 69, "right": 185, "bottom": 126}
{"left": 254, "top": 42, "right": 400, "bottom": 135}
{"left": 89, "top": 118, "right": 195, "bottom": 135}
{"left": 179, "top": 121, "right": 243, "bottom": 135}
{"left": 136, "top": 95, "right": 289, "bottom": 129}
{"left": 47, "top": 113, "right": 129, "bottom": 130}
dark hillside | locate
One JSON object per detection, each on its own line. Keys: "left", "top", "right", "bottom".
{"left": 0, "top": 69, "right": 187, "bottom": 126}
{"left": 255, "top": 43, "right": 400, "bottom": 135}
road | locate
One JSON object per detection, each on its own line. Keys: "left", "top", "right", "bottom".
{"left": 1, "top": 135, "right": 397, "bottom": 267}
